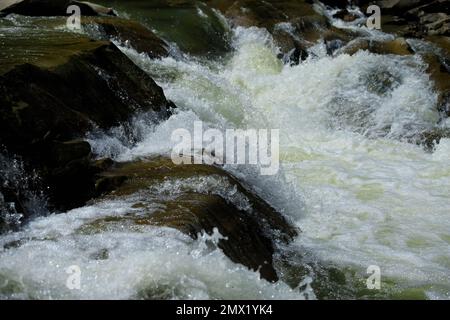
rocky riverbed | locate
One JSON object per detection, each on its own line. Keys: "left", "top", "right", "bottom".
{"left": 1, "top": 0, "right": 450, "bottom": 299}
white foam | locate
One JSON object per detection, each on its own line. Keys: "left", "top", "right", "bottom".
{"left": 0, "top": 199, "right": 304, "bottom": 299}
{"left": 2, "top": 18, "right": 450, "bottom": 299}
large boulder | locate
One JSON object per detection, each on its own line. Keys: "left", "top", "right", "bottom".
{"left": 93, "top": 0, "right": 232, "bottom": 57}
{"left": 84, "top": 156, "right": 299, "bottom": 282}
{"left": 0, "top": 20, "right": 173, "bottom": 210}
{"left": 0, "top": 0, "right": 116, "bottom": 16}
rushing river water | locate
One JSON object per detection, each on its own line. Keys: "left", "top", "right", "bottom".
{"left": 1, "top": 6, "right": 450, "bottom": 299}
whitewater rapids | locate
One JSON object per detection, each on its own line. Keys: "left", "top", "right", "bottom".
{"left": 1, "top": 14, "right": 450, "bottom": 299}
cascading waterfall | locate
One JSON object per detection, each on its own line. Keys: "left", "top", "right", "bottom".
{"left": 1, "top": 5, "right": 450, "bottom": 300}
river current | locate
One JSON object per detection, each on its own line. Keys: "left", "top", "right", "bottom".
{"left": 0, "top": 7, "right": 449, "bottom": 299}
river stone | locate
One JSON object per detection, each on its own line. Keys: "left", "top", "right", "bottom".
{"left": 0, "top": 36, "right": 172, "bottom": 147}
{"left": 205, "top": 0, "right": 365, "bottom": 62}
{"left": 49, "top": 139, "right": 92, "bottom": 166}
{"left": 0, "top": 21, "right": 173, "bottom": 210}
{"left": 204, "top": 0, "right": 318, "bottom": 27}
{"left": 333, "top": 9, "right": 359, "bottom": 22}
{"left": 340, "top": 38, "right": 414, "bottom": 56}
{"left": 364, "top": 69, "right": 402, "bottom": 96}
{"left": 0, "top": 0, "right": 116, "bottom": 16}
{"left": 360, "top": 0, "right": 429, "bottom": 13}
{"left": 201, "top": 0, "right": 322, "bottom": 63}
{"left": 89, "top": 156, "right": 299, "bottom": 282}
{"left": 82, "top": 16, "right": 169, "bottom": 57}
{"left": 93, "top": 0, "right": 231, "bottom": 57}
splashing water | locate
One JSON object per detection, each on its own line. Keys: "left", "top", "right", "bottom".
{"left": 93, "top": 25, "right": 449, "bottom": 298}
{"left": 0, "top": 188, "right": 305, "bottom": 299}
{"left": 0, "top": 153, "right": 47, "bottom": 233}
{"left": 1, "top": 10, "right": 450, "bottom": 299}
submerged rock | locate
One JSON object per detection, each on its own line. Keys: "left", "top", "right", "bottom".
{"left": 205, "top": 0, "right": 318, "bottom": 29}
{"left": 422, "top": 53, "right": 450, "bottom": 117}
{"left": 439, "top": 91, "right": 450, "bottom": 116}
{"left": 363, "top": 69, "right": 402, "bottom": 96}
{"left": 82, "top": 16, "right": 169, "bottom": 57}
{"left": 87, "top": 156, "right": 298, "bottom": 282}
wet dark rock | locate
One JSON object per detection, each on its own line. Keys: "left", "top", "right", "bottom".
{"left": 420, "top": 12, "right": 450, "bottom": 36}
{"left": 92, "top": 157, "right": 115, "bottom": 172}
{"left": 359, "top": 0, "right": 450, "bottom": 37}
{"left": 333, "top": 9, "right": 359, "bottom": 22}
{"left": 82, "top": 16, "right": 169, "bottom": 57}
{"left": 425, "top": 35, "right": 450, "bottom": 59}
{"left": 0, "top": 186, "right": 26, "bottom": 233}
{"left": 0, "top": 41, "right": 172, "bottom": 148}
{"left": 88, "top": 156, "right": 299, "bottom": 282}
{"left": 325, "top": 38, "right": 346, "bottom": 55}
{"left": 412, "top": 0, "right": 450, "bottom": 14}
{"left": 341, "top": 37, "right": 414, "bottom": 56}
{"left": 319, "top": 0, "right": 351, "bottom": 9}
{"left": 280, "top": 15, "right": 363, "bottom": 60}
{"left": 0, "top": 152, "right": 47, "bottom": 231}
{"left": 205, "top": 0, "right": 332, "bottom": 61}
{"left": 272, "top": 24, "right": 310, "bottom": 64}
{"left": 289, "top": 14, "right": 331, "bottom": 43}
{"left": 439, "top": 91, "right": 450, "bottom": 116}
{"left": 422, "top": 53, "right": 450, "bottom": 116}
{"left": 49, "top": 140, "right": 92, "bottom": 167}
{"left": 361, "top": 0, "right": 429, "bottom": 13}
{"left": 94, "top": 174, "right": 127, "bottom": 196}
{"left": 364, "top": 69, "right": 402, "bottom": 95}
{"left": 47, "top": 155, "right": 96, "bottom": 210}
{"left": 285, "top": 45, "right": 309, "bottom": 65}
{"left": 204, "top": 0, "right": 318, "bottom": 28}
{"left": 0, "top": 0, "right": 117, "bottom": 16}
{"left": 373, "top": 37, "right": 414, "bottom": 55}
{"left": 92, "top": 0, "right": 231, "bottom": 57}
{"left": 0, "top": 25, "right": 173, "bottom": 210}
{"left": 421, "top": 127, "right": 450, "bottom": 150}
{"left": 71, "top": 1, "right": 116, "bottom": 16}
{"left": 89, "top": 248, "right": 109, "bottom": 260}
